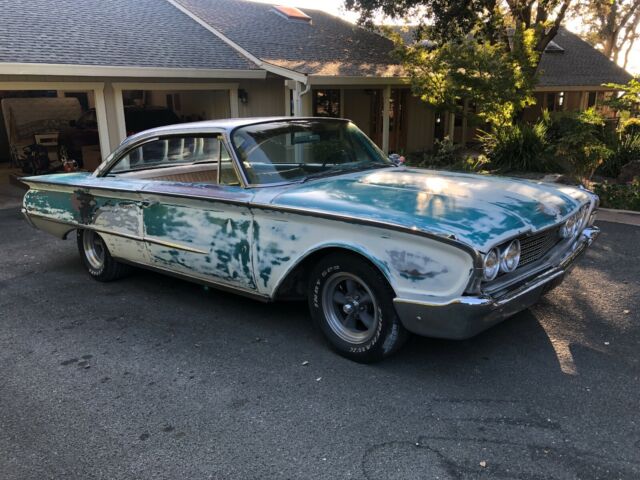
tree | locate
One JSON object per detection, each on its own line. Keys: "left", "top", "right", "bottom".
{"left": 396, "top": 29, "right": 539, "bottom": 127}
{"left": 345, "top": 0, "right": 573, "bottom": 53}
{"left": 573, "top": 0, "right": 640, "bottom": 69}
{"left": 604, "top": 76, "right": 640, "bottom": 115}
{"left": 346, "top": 0, "right": 574, "bottom": 127}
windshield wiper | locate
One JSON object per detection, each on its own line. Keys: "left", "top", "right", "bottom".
{"left": 300, "top": 163, "right": 390, "bottom": 183}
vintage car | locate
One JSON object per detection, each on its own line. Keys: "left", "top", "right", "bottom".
{"left": 22, "top": 117, "right": 599, "bottom": 362}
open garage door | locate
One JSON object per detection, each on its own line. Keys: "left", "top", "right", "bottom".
{"left": 114, "top": 83, "right": 238, "bottom": 143}
{"left": 0, "top": 83, "right": 109, "bottom": 174}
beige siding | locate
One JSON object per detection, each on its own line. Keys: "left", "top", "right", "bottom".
{"left": 564, "top": 91, "right": 583, "bottom": 111}
{"left": 238, "top": 78, "right": 285, "bottom": 117}
{"left": 343, "top": 89, "right": 372, "bottom": 136}
{"left": 405, "top": 94, "right": 434, "bottom": 152}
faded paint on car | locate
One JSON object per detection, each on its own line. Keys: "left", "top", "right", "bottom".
{"left": 21, "top": 156, "right": 593, "bottom": 306}
{"left": 270, "top": 168, "right": 593, "bottom": 252}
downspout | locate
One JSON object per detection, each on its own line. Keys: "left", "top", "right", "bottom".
{"left": 292, "top": 80, "right": 311, "bottom": 117}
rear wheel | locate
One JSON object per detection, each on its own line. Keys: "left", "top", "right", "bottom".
{"left": 77, "top": 230, "right": 130, "bottom": 282}
{"left": 308, "top": 253, "right": 409, "bottom": 363}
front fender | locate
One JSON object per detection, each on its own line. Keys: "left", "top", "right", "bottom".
{"left": 252, "top": 209, "right": 476, "bottom": 303}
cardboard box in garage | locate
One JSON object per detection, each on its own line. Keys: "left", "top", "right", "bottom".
{"left": 81, "top": 145, "right": 103, "bottom": 172}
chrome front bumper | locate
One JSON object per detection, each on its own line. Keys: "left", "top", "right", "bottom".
{"left": 393, "top": 226, "right": 600, "bottom": 340}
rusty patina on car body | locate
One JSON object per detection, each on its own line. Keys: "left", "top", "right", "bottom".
{"left": 22, "top": 118, "right": 599, "bottom": 341}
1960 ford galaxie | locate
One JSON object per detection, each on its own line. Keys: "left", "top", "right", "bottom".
{"left": 22, "top": 117, "right": 599, "bottom": 362}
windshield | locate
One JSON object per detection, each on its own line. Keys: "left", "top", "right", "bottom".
{"left": 231, "top": 119, "right": 391, "bottom": 185}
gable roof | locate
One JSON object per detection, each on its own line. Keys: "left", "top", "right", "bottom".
{"left": 174, "top": 0, "right": 402, "bottom": 77}
{"left": 0, "top": 0, "right": 258, "bottom": 71}
{"left": 537, "top": 28, "right": 632, "bottom": 87}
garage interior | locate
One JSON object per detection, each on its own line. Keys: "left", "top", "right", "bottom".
{"left": 0, "top": 89, "right": 101, "bottom": 174}
{"left": 0, "top": 85, "right": 236, "bottom": 179}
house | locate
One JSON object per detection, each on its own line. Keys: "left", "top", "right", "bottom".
{"left": 0, "top": 0, "right": 632, "bottom": 170}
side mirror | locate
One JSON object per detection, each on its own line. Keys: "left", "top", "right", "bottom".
{"left": 389, "top": 153, "right": 405, "bottom": 166}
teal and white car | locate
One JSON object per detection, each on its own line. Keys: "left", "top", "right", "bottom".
{"left": 22, "top": 118, "right": 599, "bottom": 362}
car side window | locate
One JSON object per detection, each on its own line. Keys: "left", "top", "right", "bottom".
{"left": 107, "top": 135, "right": 241, "bottom": 186}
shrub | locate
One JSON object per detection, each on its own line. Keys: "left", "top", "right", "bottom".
{"left": 546, "top": 108, "right": 612, "bottom": 181}
{"left": 479, "top": 119, "right": 554, "bottom": 172}
{"left": 620, "top": 117, "right": 640, "bottom": 136}
{"left": 599, "top": 132, "right": 640, "bottom": 178}
{"left": 593, "top": 179, "right": 640, "bottom": 211}
{"left": 406, "top": 138, "right": 462, "bottom": 169}
{"left": 405, "top": 139, "right": 488, "bottom": 173}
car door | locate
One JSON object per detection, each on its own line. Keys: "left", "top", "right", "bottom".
{"left": 137, "top": 135, "right": 258, "bottom": 291}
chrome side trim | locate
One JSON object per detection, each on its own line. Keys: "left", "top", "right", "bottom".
{"left": 23, "top": 212, "right": 208, "bottom": 254}
{"left": 143, "top": 236, "right": 208, "bottom": 254}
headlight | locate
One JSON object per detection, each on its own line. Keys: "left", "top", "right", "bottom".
{"left": 578, "top": 204, "right": 590, "bottom": 231}
{"left": 483, "top": 248, "right": 500, "bottom": 281}
{"left": 500, "top": 239, "right": 521, "bottom": 273}
{"left": 560, "top": 214, "right": 576, "bottom": 238}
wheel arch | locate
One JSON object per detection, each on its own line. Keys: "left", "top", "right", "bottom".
{"left": 272, "top": 244, "right": 396, "bottom": 301}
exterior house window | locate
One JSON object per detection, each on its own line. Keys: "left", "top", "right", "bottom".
{"left": 546, "top": 92, "right": 565, "bottom": 111}
{"left": 587, "top": 91, "right": 597, "bottom": 108}
{"left": 312, "top": 89, "right": 341, "bottom": 117}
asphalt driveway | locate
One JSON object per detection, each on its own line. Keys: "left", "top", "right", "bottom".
{"left": 1, "top": 206, "right": 639, "bottom": 479}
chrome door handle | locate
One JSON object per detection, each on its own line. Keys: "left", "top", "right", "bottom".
{"left": 140, "top": 200, "right": 159, "bottom": 208}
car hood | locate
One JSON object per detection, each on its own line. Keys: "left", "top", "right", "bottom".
{"left": 270, "top": 168, "right": 593, "bottom": 252}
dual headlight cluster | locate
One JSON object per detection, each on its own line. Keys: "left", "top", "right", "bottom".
{"left": 559, "top": 204, "right": 591, "bottom": 239}
{"left": 482, "top": 239, "right": 521, "bottom": 281}
{"left": 482, "top": 203, "right": 592, "bottom": 282}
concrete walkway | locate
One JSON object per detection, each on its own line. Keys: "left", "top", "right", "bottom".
{"left": 597, "top": 208, "right": 640, "bottom": 227}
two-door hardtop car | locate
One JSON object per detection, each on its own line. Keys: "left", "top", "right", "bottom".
{"left": 22, "top": 117, "right": 599, "bottom": 362}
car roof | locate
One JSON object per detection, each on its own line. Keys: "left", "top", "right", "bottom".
{"left": 127, "top": 116, "right": 350, "bottom": 138}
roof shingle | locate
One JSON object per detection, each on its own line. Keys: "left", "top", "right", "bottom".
{"left": 0, "top": 0, "right": 258, "bottom": 70}
{"left": 175, "top": 0, "right": 402, "bottom": 77}
{"left": 537, "top": 28, "right": 632, "bottom": 87}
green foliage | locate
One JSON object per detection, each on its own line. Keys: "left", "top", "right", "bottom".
{"left": 545, "top": 108, "right": 612, "bottom": 181}
{"left": 479, "top": 119, "right": 554, "bottom": 172}
{"left": 593, "top": 179, "right": 640, "bottom": 211}
{"left": 398, "top": 32, "right": 538, "bottom": 127}
{"left": 405, "top": 138, "right": 488, "bottom": 172}
{"left": 620, "top": 117, "right": 640, "bottom": 135}
{"left": 604, "top": 76, "right": 640, "bottom": 115}
{"left": 347, "top": 0, "right": 573, "bottom": 126}
{"left": 599, "top": 132, "right": 640, "bottom": 177}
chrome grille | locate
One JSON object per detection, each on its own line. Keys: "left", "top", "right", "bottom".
{"left": 517, "top": 227, "right": 561, "bottom": 268}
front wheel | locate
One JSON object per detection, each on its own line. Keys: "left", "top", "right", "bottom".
{"left": 308, "top": 253, "right": 409, "bottom": 363}
{"left": 77, "top": 230, "right": 130, "bottom": 282}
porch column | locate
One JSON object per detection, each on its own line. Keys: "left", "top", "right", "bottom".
{"left": 382, "top": 85, "right": 391, "bottom": 154}
{"left": 448, "top": 112, "right": 455, "bottom": 141}
{"left": 93, "top": 85, "right": 111, "bottom": 161}
{"left": 229, "top": 86, "right": 239, "bottom": 118}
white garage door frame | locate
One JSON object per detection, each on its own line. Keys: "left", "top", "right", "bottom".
{"left": 0, "top": 81, "right": 110, "bottom": 160}
{"left": 112, "top": 82, "right": 240, "bottom": 143}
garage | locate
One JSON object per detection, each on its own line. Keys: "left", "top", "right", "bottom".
{"left": 0, "top": 82, "right": 109, "bottom": 175}
{"left": 112, "top": 83, "right": 239, "bottom": 142}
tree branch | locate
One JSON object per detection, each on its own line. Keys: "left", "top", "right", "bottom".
{"left": 536, "top": 0, "right": 572, "bottom": 52}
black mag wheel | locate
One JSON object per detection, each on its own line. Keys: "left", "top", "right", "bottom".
{"left": 308, "top": 253, "right": 409, "bottom": 363}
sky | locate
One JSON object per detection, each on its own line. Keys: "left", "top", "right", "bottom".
{"left": 252, "top": 0, "right": 640, "bottom": 75}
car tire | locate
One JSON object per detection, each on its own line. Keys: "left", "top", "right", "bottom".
{"left": 308, "top": 253, "right": 409, "bottom": 363}
{"left": 77, "top": 229, "right": 130, "bottom": 282}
